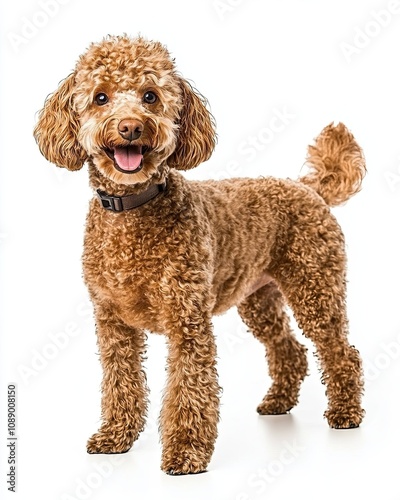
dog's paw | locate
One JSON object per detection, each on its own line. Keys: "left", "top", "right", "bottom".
{"left": 325, "top": 407, "right": 365, "bottom": 429}
{"left": 161, "top": 448, "right": 210, "bottom": 475}
{"left": 257, "top": 395, "right": 294, "bottom": 415}
{"left": 87, "top": 426, "right": 135, "bottom": 454}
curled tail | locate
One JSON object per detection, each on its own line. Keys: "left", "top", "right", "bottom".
{"left": 299, "top": 122, "right": 366, "bottom": 207}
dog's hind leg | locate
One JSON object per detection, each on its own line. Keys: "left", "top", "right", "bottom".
{"left": 269, "top": 213, "right": 365, "bottom": 428}
{"left": 238, "top": 282, "right": 308, "bottom": 415}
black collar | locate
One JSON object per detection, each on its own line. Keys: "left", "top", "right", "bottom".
{"left": 97, "top": 181, "right": 167, "bottom": 212}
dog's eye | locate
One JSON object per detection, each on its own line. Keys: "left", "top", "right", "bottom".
{"left": 95, "top": 93, "right": 109, "bottom": 106}
{"left": 143, "top": 91, "right": 157, "bottom": 104}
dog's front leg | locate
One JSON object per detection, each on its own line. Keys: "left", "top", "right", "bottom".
{"left": 87, "top": 304, "right": 148, "bottom": 454}
{"left": 160, "top": 315, "right": 220, "bottom": 475}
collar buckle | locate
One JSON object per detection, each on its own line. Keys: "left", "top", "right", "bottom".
{"left": 97, "top": 191, "right": 123, "bottom": 212}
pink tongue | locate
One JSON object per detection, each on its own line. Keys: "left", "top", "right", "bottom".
{"left": 114, "top": 146, "right": 143, "bottom": 171}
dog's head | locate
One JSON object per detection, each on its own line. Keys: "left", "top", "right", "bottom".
{"left": 34, "top": 36, "right": 216, "bottom": 185}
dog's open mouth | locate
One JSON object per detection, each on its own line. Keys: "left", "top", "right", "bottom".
{"left": 105, "top": 145, "right": 149, "bottom": 174}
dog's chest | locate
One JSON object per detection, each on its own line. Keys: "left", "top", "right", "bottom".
{"left": 83, "top": 207, "right": 171, "bottom": 323}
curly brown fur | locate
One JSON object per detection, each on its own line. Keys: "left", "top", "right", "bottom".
{"left": 300, "top": 122, "right": 367, "bottom": 206}
{"left": 238, "top": 283, "right": 308, "bottom": 415}
{"left": 34, "top": 35, "right": 365, "bottom": 474}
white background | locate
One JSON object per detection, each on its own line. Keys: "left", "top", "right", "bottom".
{"left": 1, "top": 0, "right": 400, "bottom": 499}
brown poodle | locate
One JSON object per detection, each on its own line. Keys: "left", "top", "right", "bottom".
{"left": 34, "top": 35, "right": 365, "bottom": 475}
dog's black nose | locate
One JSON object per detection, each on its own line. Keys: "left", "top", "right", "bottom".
{"left": 118, "top": 119, "right": 143, "bottom": 141}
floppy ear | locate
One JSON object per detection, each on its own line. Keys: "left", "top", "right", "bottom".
{"left": 168, "top": 78, "right": 216, "bottom": 170}
{"left": 33, "top": 73, "right": 87, "bottom": 170}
